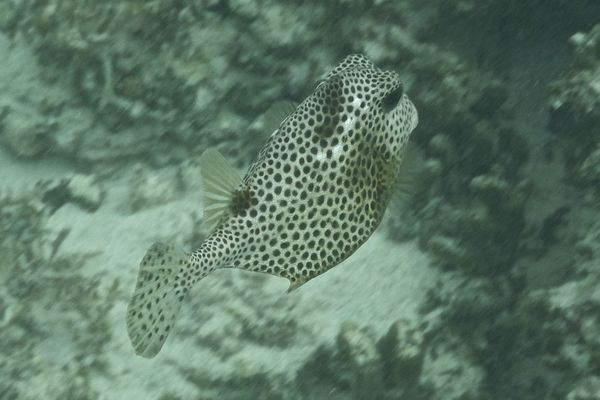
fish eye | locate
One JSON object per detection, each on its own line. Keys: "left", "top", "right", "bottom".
{"left": 381, "top": 85, "right": 404, "bottom": 112}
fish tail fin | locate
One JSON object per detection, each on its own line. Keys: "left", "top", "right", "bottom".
{"left": 126, "top": 242, "right": 189, "bottom": 358}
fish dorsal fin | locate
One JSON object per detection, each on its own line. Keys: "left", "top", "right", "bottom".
{"left": 200, "top": 148, "right": 242, "bottom": 232}
{"left": 262, "top": 101, "right": 296, "bottom": 136}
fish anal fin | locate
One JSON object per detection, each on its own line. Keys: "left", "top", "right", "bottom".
{"left": 287, "top": 276, "right": 309, "bottom": 292}
{"left": 200, "top": 149, "right": 243, "bottom": 232}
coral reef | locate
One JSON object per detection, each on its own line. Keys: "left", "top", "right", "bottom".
{"left": 38, "top": 173, "right": 104, "bottom": 212}
{"left": 421, "top": 0, "right": 600, "bottom": 74}
{"left": 296, "top": 320, "right": 431, "bottom": 400}
{"left": 127, "top": 164, "right": 180, "bottom": 212}
{"left": 549, "top": 24, "right": 600, "bottom": 196}
{"left": 0, "top": 188, "right": 110, "bottom": 399}
{"left": 567, "top": 377, "right": 600, "bottom": 400}
{"left": 422, "top": 272, "right": 583, "bottom": 399}
{"left": 388, "top": 6, "right": 600, "bottom": 400}
{"left": 410, "top": 27, "right": 600, "bottom": 400}
{"left": 380, "top": 28, "right": 530, "bottom": 278}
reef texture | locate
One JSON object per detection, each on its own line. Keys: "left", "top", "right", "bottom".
{"left": 0, "top": 189, "right": 111, "bottom": 399}
{"left": 1, "top": 1, "right": 600, "bottom": 400}
{"left": 550, "top": 23, "right": 600, "bottom": 194}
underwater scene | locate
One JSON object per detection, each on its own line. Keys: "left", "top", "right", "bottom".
{"left": 1, "top": 1, "right": 600, "bottom": 399}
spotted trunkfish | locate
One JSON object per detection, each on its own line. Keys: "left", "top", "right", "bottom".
{"left": 126, "top": 54, "right": 419, "bottom": 358}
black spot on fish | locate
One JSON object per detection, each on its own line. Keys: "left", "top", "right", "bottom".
{"left": 230, "top": 186, "right": 254, "bottom": 216}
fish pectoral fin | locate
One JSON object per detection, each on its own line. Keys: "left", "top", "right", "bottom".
{"left": 391, "top": 142, "right": 423, "bottom": 205}
{"left": 200, "top": 148, "right": 243, "bottom": 232}
{"left": 126, "top": 242, "right": 188, "bottom": 358}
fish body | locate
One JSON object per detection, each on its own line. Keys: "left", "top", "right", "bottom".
{"left": 127, "top": 54, "right": 418, "bottom": 358}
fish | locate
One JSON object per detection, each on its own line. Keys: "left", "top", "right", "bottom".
{"left": 126, "top": 54, "right": 419, "bottom": 358}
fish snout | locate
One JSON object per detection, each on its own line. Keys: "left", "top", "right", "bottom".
{"left": 409, "top": 101, "right": 418, "bottom": 131}
{"left": 401, "top": 94, "right": 418, "bottom": 132}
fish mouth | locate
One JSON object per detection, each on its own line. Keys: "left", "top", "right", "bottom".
{"left": 410, "top": 104, "right": 419, "bottom": 131}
